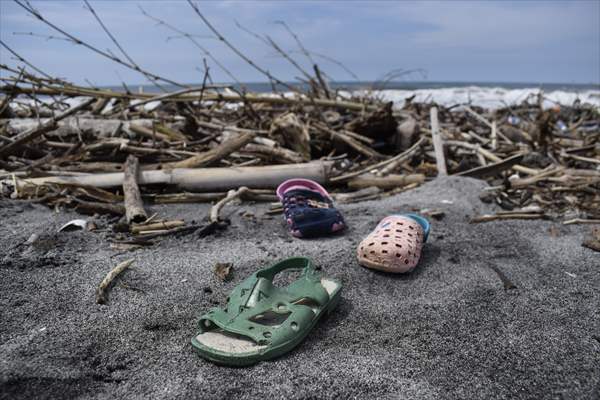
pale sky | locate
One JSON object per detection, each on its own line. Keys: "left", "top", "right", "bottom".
{"left": 0, "top": 0, "right": 599, "bottom": 86}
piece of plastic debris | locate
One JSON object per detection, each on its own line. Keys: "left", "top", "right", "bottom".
{"left": 25, "top": 233, "right": 39, "bottom": 245}
{"left": 58, "top": 219, "right": 90, "bottom": 232}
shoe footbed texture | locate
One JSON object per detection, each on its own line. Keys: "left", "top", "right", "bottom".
{"left": 357, "top": 216, "right": 425, "bottom": 273}
{"left": 194, "top": 278, "right": 339, "bottom": 354}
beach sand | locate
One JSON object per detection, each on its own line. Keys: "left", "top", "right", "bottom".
{"left": 1, "top": 176, "right": 598, "bottom": 399}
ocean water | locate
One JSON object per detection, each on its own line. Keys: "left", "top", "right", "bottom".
{"left": 116, "top": 81, "right": 599, "bottom": 109}
{"left": 361, "top": 86, "right": 600, "bottom": 109}
{"left": 123, "top": 81, "right": 599, "bottom": 93}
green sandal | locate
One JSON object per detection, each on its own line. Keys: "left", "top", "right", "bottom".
{"left": 191, "top": 257, "right": 342, "bottom": 366}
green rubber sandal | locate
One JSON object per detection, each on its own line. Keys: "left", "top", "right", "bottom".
{"left": 191, "top": 257, "right": 342, "bottom": 366}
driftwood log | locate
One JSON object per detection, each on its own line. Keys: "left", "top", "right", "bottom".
{"left": 429, "top": 107, "right": 447, "bottom": 176}
{"left": 123, "top": 155, "right": 147, "bottom": 223}
{"left": 11, "top": 161, "right": 334, "bottom": 191}
{"left": 165, "top": 132, "right": 256, "bottom": 169}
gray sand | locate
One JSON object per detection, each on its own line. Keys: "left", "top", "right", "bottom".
{"left": 1, "top": 177, "right": 598, "bottom": 399}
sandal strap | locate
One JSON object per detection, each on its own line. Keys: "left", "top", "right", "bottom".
{"left": 199, "top": 258, "right": 332, "bottom": 346}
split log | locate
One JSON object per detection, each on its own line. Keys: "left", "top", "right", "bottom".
{"left": 123, "top": 155, "right": 147, "bottom": 224}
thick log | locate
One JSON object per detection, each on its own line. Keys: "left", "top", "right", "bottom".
{"left": 13, "top": 161, "right": 334, "bottom": 192}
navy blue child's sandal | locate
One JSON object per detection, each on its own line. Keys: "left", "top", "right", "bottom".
{"left": 276, "top": 179, "right": 346, "bottom": 238}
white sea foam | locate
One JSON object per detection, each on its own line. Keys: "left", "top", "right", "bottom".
{"left": 363, "top": 86, "right": 600, "bottom": 109}
{"left": 7, "top": 85, "right": 599, "bottom": 114}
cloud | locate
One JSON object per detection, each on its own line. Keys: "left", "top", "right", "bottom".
{"left": 1, "top": 0, "right": 598, "bottom": 85}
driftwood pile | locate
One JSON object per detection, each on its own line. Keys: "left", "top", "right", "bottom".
{"left": 1, "top": 77, "right": 599, "bottom": 248}
{"left": 1, "top": 80, "right": 599, "bottom": 235}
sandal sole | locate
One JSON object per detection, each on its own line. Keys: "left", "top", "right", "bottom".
{"left": 357, "top": 255, "right": 415, "bottom": 274}
{"left": 191, "top": 282, "right": 342, "bottom": 367}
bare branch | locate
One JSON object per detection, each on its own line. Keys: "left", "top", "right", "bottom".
{"left": 13, "top": 31, "right": 73, "bottom": 42}
{"left": 186, "top": 0, "right": 299, "bottom": 93}
{"left": 13, "top": 0, "right": 186, "bottom": 88}
{"left": 304, "top": 51, "right": 360, "bottom": 81}
{"left": 234, "top": 20, "right": 314, "bottom": 84}
{"left": 82, "top": 0, "right": 166, "bottom": 91}
{"left": 273, "top": 20, "right": 316, "bottom": 65}
{"left": 139, "top": 5, "right": 241, "bottom": 85}
{"left": 0, "top": 39, "right": 58, "bottom": 81}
